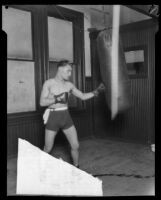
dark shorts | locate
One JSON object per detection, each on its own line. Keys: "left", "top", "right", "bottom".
{"left": 46, "top": 109, "right": 74, "bottom": 132}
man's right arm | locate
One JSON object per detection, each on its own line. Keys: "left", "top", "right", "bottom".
{"left": 40, "top": 81, "right": 56, "bottom": 107}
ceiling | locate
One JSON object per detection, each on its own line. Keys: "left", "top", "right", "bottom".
{"left": 83, "top": 5, "right": 151, "bottom": 25}
{"left": 60, "top": 5, "right": 152, "bottom": 25}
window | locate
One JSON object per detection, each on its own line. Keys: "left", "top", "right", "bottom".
{"left": 48, "top": 16, "right": 73, "bottom": 62}
{"left": 124, "top": 45, "right": 147, "bottom": 78}
{"left": 2, "top": 6, "right": 33, "bottom": 60}
{"left": 3, "top": 6, "right": 36, "bottom": 113}
{"left": 7, "top": 60, "right": 36, "bottom": 113}
{"left": 47, "top": 8, "right": 81, "bottom": 108}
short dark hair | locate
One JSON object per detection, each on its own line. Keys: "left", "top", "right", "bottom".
{"left": 57, "top": 60, "right": 71, "bottom": 68}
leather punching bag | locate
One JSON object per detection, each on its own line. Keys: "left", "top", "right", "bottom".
{"left": 97, "top": 29, "right": 131, "bottom": 118}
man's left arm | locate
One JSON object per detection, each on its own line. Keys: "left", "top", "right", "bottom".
{"left": 70, "top": 83, "right": 105, "bottom": 101}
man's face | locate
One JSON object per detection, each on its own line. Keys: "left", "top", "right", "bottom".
{"left": 60, "top": 64, "right": 72, "bottom": 81}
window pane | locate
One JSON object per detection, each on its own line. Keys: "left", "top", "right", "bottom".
{"left": 125, "top": 50, "right": 144, "bottom": 63}
{"left": 48, "top": 16, "right": 73, "bottom": 62}
{"left": 2, "top": 6, "right": 33, "bottom": 60}
{"left": 7, "top": 60, "right": 36, "bottom": 113}
{"left": 49, "top": 61, "right": 58, "bottom": 79}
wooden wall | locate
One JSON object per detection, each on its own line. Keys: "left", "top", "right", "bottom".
{"left": 7, "top": 114, "right": 44, "bottom": 157}
{"left": 119, "top": 19, "right": 157, "bottom": 143}
{"left": 90, "top": 19, "right": 157, "bottom": 144}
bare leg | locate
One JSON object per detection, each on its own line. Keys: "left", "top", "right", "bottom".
{"left": 44, "top": 129, "right": 57, "bottom": 154}
{"left": 63, "top": 126, "right": 79, "bottom": 167}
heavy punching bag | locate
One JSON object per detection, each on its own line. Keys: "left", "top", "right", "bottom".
{"left": 96, "top": 28, "right": 131, "bottom": 119}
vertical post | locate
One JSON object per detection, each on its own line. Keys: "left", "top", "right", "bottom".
{"left": 111, "top": 5, "right": 120, "bottom": 119}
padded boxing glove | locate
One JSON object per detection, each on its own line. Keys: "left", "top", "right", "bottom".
{"left": 92, "top": 83, "right": 106, "bottom": 97}
{"left": 54, "top": 92, "right": 68, "bottom": 104}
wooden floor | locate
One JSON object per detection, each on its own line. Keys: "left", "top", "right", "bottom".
{"left": 7, "top": 137, "right": 155, "bottom": 196}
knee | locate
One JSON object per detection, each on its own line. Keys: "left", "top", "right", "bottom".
{"left": 44, "top": 145, "right": 52, "bottom": 153}
{"left": 71, "top": 142, "right": 79, "bottom": 151}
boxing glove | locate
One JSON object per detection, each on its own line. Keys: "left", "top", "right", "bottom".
{"left": 54, "top": 92, "right": 68, "bottom": 104}
{"left": 93, "top": 83, "right": 106, "bottom": 97}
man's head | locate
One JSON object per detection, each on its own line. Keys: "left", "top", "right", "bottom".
{"left": 57, "top": 60, "right": 72, "bottom": 81}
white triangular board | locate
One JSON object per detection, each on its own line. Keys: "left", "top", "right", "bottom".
{"left": 16, "top": 138, "right": 103, "bottom": 196}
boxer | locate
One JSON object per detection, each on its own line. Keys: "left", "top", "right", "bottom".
{"left": 40, "top": 60, "right": 105, "bottom": 168}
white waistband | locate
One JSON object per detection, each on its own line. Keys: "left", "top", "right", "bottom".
{"left": 49, "top": 107, "right": 68, "bottom": 111}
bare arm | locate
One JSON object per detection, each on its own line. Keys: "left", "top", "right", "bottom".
{"left": 40, "top": 81, "right": 56, "bottom": 107}
{"left": 70, "top": 82, "right": 106, "bottom": 101}
{"left": 70, "top": 84, "right": 95, "bottom": 101}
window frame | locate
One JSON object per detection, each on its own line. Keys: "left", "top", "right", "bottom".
{"left": 45, "top": 5, "right": 85, "bottom": 110}
{"left": 5, "top": 5, "right": 40, "bottom": 117}
{"left": 6, "top": 5, "right": 86, "bottom": 118}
